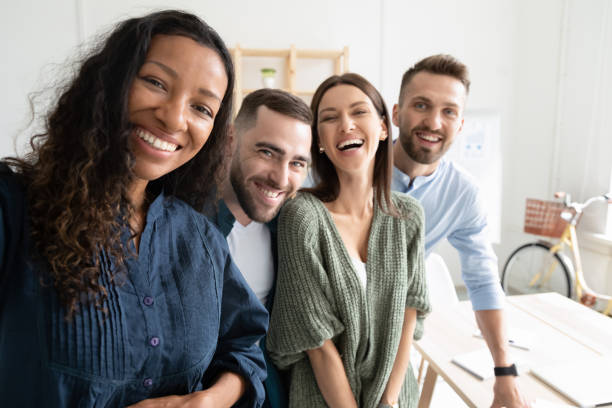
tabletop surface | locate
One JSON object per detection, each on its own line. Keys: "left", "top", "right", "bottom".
{"left": 414, "top": 292, "right": 612, "bottom": 407}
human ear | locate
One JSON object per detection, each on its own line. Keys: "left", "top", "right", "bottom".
{"left": 391, "top": 104, "right": 400, "bottom": 127}
{"left": 380, "top": 117, "right": 388, "bottom": 141}
{"left": 227, "top": 125, "right": 238, "bottom": 156}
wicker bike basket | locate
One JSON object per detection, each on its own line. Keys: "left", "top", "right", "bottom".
{"left": 524, "top": 199, "right": 574, "bottom": 238}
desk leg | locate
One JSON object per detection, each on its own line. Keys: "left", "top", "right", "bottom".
{"left": 418, "top": 365, "right": 438, "bottom": 408}
{"left": 417, "top": 357, "right": 427, "bottom": 384}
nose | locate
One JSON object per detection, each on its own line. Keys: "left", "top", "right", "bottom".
{"left": 340, "top": 113, "right": 356, "bottom": 133}
{"left": 155, "top": 95, "right": 188, "bottom": 133}
{"left": 423, "top": 110, "right": 443, "bottom": 130}
{"left": 268, "top": 162, "right": 290, "bottom": 189}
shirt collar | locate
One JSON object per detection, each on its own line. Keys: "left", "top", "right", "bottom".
{"left": 214, "top": 199, "right": 279, "bottom": 238}
{"left": 214, "top": 199, "right": 237, "bottom": 237}
{"left": 143, "top": 189, "right": 171, "bottom": 225}
{"left": 393, "top": 158, "right": 446, "bottom": 193}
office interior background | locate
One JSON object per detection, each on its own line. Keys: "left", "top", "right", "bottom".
{"left": 1, "top": 0, "right": 611, "bottom": 296}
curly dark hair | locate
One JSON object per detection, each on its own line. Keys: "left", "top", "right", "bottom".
{"left": 3, "top": 10, "right": 235, "bottom": 317}
{"left": 304, "top": 73, "right": 397, "bottom": 216}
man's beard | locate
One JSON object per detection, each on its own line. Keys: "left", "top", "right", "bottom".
{"left": 398, "top": 126, "right": 450, "bottom": 165}
{"left": 229, "top": 161, "right": 284, "bottom": 224}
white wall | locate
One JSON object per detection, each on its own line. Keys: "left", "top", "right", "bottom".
{"left": 497, "top": 0, "right": 612, "bottom": 295}
{"left": 1, "top": 0, "right": 382, "bottom": 158}
{"left": 2, "top": 0, "right": 611, "bottom": 293}
{"left": 555, "top": 0, "right": 612, "bottom": 233}
{"left": 1, "top": 0, "right": 80, "bottom": 157}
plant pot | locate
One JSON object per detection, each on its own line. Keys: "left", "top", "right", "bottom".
{"left": 261, "top": 68, "right": 276, "bottom": 88}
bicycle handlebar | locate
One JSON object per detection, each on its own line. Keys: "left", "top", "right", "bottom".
{"left": 554, "top": 191, "right": 571, "bottom": 207}
{"left": 555, "top": 191, "right": 612, "bottom": 213}
{"left": 555, "top": 191, "right": 611, "bottom": 213}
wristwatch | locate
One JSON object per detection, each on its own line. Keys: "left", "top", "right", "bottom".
{"left": 494, "top": 363, "right": 518, "bottom": 376}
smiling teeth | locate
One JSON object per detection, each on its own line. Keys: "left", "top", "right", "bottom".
{"left": 257, "top": 185, "right": 281, "bottom": 198}
{"left": 337, "top": 139, "right": 364, "bottom": 149}
{"left": 418, "top": 133, "right": 441, "bottom": 142}
{"left": 136, "top": 128, "right": 178, "bottom": 152}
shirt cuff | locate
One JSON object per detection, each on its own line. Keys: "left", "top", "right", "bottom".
{"left": 468, "top": 284, "right": 505, "bottom": 310}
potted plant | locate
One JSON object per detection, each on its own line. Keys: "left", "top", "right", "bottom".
{"left": 261, "top": 68, "right": 276, "bottom": 88}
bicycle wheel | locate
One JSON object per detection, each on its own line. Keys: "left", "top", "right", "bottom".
{"left": 501, "top": 242, "right": 573, "bottom": 297}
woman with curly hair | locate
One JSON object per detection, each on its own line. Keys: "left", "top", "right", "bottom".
{"left": 0, "top": 10, "right": 267, "bottom": 407}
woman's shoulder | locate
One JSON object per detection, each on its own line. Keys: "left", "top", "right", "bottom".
{"left": 280, "top": 191, "right": 323, "bottom": 220}
{"left": 162, "top": 196, "right": 229, "bottom": 250}
{"left": 0, "top": 163, "right": 26, "bottom": 199}
{"left": 390, "top": 191, "right": 425, "bottom": 225}
{"left": 278, "top": 191, "right": 326, "bottom": 238}
{"left": 0, "top": 164, "right": 28, "bottom": 226}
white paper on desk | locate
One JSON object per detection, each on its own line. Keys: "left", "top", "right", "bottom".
{"left": 531, "top": 398, "right": 577, "bottom": 408}
{"left": 473, "top": 328, "right": 534, "bottom": 350}
{"left": 451, "top": 348, "right": 495, "bottom": 380}
{"left": 451, "top": 348, "right": 526, "bottom": 381}
{"left": 531, "top": 357, "right": 612, "bottom": 408}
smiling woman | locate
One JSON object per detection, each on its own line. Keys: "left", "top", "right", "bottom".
{"left": 267, "top": 73, "right": 431, "bottom": 408}
{"left": 0, "top": 10, "right": 267, "bottom": 408}
{"left": 128, "top": 35, "right": 227, "bottom": 187}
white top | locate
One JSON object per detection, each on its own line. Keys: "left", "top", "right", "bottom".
{"left": 227, "top": 220, "right": 274, "bottom": 305}
{"left": 350, "top": 256, "right": 367, "bottom": 290}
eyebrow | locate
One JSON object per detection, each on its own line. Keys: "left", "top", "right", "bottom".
{"left": 412, "top": 95, "right": 460, "bottom": 109}
{"left": 318, "top": 100, "right": 370, "bottom": 115}
{"left": 255, "top": 142, "right": 311, "bottom": 164}
{"left": 143, "top": 60, "right": 222, "bottom": 101}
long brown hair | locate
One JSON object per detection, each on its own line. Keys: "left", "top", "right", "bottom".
{"left": 304, "top": 73, "right": 397, "bottom": 215}
{"left": 3, "top": 10, "right": 235, "bottom": 318}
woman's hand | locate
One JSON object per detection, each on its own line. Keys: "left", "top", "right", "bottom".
{"left": 381, "top": 308, "right": 417, "bottom": 405}
{"left": 306, "top": 339, "right": 358, "bottom": 408}
{"left": 126, "top": 392, "right": 210, "bottom": 408}
{"left": 126, "top": 372, "right": 246, "bottom": 408}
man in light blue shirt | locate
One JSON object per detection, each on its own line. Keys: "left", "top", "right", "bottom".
{"left": 391, "top": 55, "right": 528, "bottom": 408}
{"left": 392, "top": 158, "right": 502, "bottom": 310}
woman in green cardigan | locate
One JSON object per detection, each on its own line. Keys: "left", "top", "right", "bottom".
{"left": 267, "top": 73, "right": 431, "bottom": 408}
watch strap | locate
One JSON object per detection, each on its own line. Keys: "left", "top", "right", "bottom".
{"left": 494, "top": 363, "right": 518, "bottom": 376}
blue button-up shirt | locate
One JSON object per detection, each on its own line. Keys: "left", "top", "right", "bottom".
{"left": 0, "top": 168, "right": 268, "bottom": 407}
{"left": 392, "top": 159, "right": 504, "bottom": 310}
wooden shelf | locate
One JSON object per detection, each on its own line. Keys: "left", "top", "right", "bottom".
{"left": 230, "top": 44, "right": 349, "bottom": 113}
{"left": 236, "top": 48, "right": 347, "bottom": 59}
{"left": 242, "top": 88, "right": 315, "bottom": 96}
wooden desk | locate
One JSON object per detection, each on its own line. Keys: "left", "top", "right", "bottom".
{"left": 415, "top": 293, "right": 612, "bottom": 407}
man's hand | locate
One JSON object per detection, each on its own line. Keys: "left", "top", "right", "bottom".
{"left": 491, "top": 376, "right": 531, "bottom": 408}
{"left": 474, "top": 310, "right": 531, "bottom": 408}
{"left": 126, "top": 392, "right": 211, "bottom": 408}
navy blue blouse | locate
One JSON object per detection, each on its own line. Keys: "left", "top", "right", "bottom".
{"left": 0, "top": 168, "right": 268, "bottom": 407}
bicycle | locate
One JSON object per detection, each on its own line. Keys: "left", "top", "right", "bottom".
{"left": 501, "top": 191, "right": 612, "bottom": 316}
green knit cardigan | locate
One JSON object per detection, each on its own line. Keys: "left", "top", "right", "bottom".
{"left": 267, "top": 192, "right": 431, "bottom": 408}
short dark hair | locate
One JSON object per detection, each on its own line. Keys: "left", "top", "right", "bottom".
{"left": 234, "top": 88, "right": 312, "bottom": 132}
{"left": 305, "top": 73, "right": 397, "bottom": 216}
{"left": 399, "top": 54, "right": 470, "bottom": 105}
